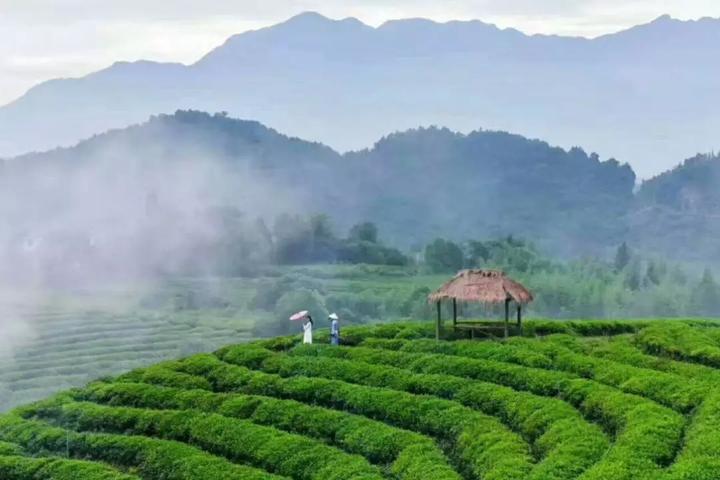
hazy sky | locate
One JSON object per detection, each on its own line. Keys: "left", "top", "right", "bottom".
{"left": 2, "top": 1, "right": 720, "bottom": 106}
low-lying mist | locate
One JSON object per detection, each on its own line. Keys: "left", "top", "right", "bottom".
{"left": 0, "top": 114, "right": 322, "bottom": 372}
{"left": 0, "top": 124, "right": 311, "bottom": 289}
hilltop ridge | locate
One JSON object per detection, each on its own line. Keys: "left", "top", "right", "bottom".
{"left": 2, "top": 12, "right": 720, "bottom": 177}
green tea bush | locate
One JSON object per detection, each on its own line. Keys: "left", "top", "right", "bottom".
{"left": 371, "top": 335, "right": 704, "bottom": 412}
{"left": 28, "top": 400, "right": 383, "bottom": 480}
{"left": 0, "top": 456, "right": 140, "bottom": 480}
{"left": 584, "top": 335, "right": 720, "bottom": 384}
{"left": 0, "top": 414, "right": 283, "bottom": 480}
{"left": 666, "top": 390, "right": 720, "bottom": 478}
{"left": 225, "top": 345, "right": 608, "bottom": 479}
{"left": 78, "top": 381, "right": 460, "bottom": 480}
{"left": 173, "top": 354, "right": 532, "bottom": 480}
{"left": 279, "top": 344, "right": 684, "bottom": 477}
{"left": 636, "top": 322, "right": 720, "bottom": 367}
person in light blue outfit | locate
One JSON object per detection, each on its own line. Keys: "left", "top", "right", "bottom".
{"left": 329, "top": 313, "right": 340, "bottom": 345}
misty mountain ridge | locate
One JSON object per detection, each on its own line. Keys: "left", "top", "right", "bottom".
{"left": 2, "top": 12, "right": 720, "bottom": 178}
{"left": 5, "top": 110, "right": 718, "bottom": 284}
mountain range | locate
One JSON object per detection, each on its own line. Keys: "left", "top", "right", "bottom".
{"left": 4, "top": 110, "right": 718, "bottom": 272}
{"left": 2, "top": 12, "right": 720, "bottom": 178}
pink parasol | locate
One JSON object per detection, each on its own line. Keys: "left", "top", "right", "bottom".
{"left": 289, "top": 310, "right": 309, "bottom": 321}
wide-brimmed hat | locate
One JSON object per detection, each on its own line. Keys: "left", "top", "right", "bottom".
{"left": 328, "top": 313, "right": 339, "bottom": 320}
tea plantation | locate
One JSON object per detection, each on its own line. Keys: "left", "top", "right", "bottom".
{"left": 2, "top": 319, "right": 720, "bottom": 480}
{"left": 0, "top": 268, "right": 443, "bottom": 412}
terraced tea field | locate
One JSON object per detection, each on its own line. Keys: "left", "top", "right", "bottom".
{"left": 2, "top": 319, "right": 720, "bottom": 479}
{"left": 0, "top": 281, "right": 257, "bottom": 411}
{"left": 0, "top": 268, "right": 445, "bottom": 412}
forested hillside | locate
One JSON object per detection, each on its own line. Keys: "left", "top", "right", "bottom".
{"left": 630, "top": 153, "right": 720, "bottom": 261}
{"left": 344, "top": 127, "right": 635, "bottom": 250}
{"left": 5, "top": 109, "right": 720, "bottom": 275}
{"left": 0, "top": 110, "right": 639, "bottom": 284}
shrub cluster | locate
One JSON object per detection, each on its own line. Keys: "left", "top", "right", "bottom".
{"left": 666, "top": 390, "right": 720, "bottom": 478}
{"left": 221, "top": 345, "right": 607, "bottom": 479}
{"left": 169, "top": 354, "right": 533, "bottom": 480}
{"left": 275, "top": 343, "right": 684, "bottom": 478}
{"left": 0, "top": 441, "right": 22, "bottom": 455}
{"left": 583, "top": 335, "right": 720, "bottom": 385}
{"left": 367, "top": 334, "right": 704, "bottom": 412}
{"left": 78, "top": 381, "right": 460, "bottom": 480}
{"left": 26, "top": 400, "right": 383, "bottom": 480}
{"left": 636, "top": 322, "right": 720, "bottom": 368}
{"left": 506, "top": 335, "right": 706, "bottom": 412}
{"left": 0, "top": 455, "right": 139, "bottom": 480}
{"left": 0, "top": 413, "right": 282, "bottom": 480}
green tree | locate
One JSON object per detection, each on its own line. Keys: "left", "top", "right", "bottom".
{"left": 273, "top": 214, "right": 312, "bottom": 264}
{"left": 425, "top": 238, "right": 464, "bottom": 273}
{"left": 624, "top": 259, "right": 642, "bottom": 291}
{"left": 310, "top": 214, "right": 335, "bottom": 242}
{"left": 692, "top": 268, "right": 720, "bottom": 316}
{"left": 401, "top": 286, "right": 433, "bottom": 319}
{"left": 348, "top": 222, "right": 378, "bottom": 243}
{"left": 644, "top": 261, "right": 662, "bottom": 287}
{"left": 670, "top": 265, "right": 689, "bottom": 286}
{"left": 614, "top": 242, "right": 631, "bottom": 272}
{"left": 466, "top": 241, "right": 490, "bottom": 266}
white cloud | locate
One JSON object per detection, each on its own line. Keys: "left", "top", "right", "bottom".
{"left": 1, "top": 0, "right": 720, "bottom": 105}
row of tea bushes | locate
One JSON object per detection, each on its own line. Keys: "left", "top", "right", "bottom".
{"left": 77, "top": 381, "right": 461, "bottom": 480}
{"left": 636, "top": 322, "right": 720, "bottom": 368}
{"left": 363, "top": 335, "right": 705, "bottom": 412}
{"left": 26, "top": 399, "right": 383, "bottom": 480}
{"left": 279, "top": 344, "right": 684, "bottom": 479}
{"left": 167, "top": 354, "right": 532, "bottom": 480}
{"left": 256, "top": 320, "right": 652, "bottom": 352}
{"left": 0, "top": 455, "right": 140, "bottom": 480}
{"left": 580, "top": 335, "right": 720, "bottom": 384}
{"left": 221, "top": 344, "right": 609, "bottom": 480}
{"left": 0, "top": 413, "right": 283, "bottom": 480}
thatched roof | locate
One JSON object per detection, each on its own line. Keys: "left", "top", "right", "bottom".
{"left": 428, "top": 269, "right": 534, "bottom": 305}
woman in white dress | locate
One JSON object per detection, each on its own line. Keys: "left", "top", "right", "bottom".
{"left": 302, "top": 316, "right": 314, "bottom": 344}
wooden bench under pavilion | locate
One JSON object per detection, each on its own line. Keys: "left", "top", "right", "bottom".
{"left": 428, "top": 269, "right": 534, "bottom": 340}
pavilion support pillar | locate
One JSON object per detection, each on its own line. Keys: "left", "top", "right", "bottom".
{"left": 516, "top": 304, "right": 522, "bottom": 333}
{"left": 436, "top": 301, "right": 442, "bottom": 341}
{"left": 504, "top": 298, "right": 510, "bottom": 339}
{"left": 452, "top": 298, "right": 457, "bottom": 327}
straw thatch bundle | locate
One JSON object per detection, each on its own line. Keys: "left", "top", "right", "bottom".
{"left": 428, "top": 269, "right": 533, "bottom": 305}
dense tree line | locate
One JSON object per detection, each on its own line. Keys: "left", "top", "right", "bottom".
{"left": 247, "top": 233, "right": 720, "bottom": 337}
{"left": 423, "top": 236, "right": 720, "bottom": 318}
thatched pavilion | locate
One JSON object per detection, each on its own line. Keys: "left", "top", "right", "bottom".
{"left": 428, "top": 269, "right": 533, "bottom": 340}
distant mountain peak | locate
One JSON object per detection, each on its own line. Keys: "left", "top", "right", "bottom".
{"left": 276, "top": 11, "right": 368, "bottom": 29}
{"left": 651, "top": 14, "right": 675, "bottom": 23}
{"left": 282, "top": 11, "right": 333, "bottom": 25}
{"left": 642, "top": 13, "right": 720, "bottom": 29}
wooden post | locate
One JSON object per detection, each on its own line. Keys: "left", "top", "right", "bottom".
{"left": 436, "top": 301, "right": 442, "bottom": 341}
{"left": 516, "top": 304, "right": 522, "bottom": 333}
{"left": 504, "top": 298, "right": 510, "bottom": 339}
{"left": 452, "top": 298, "right": 457, "bottom": 327}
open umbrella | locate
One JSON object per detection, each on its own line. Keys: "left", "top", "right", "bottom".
{"left": 289, "top": 310, "right": 309, "bottom": 321}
